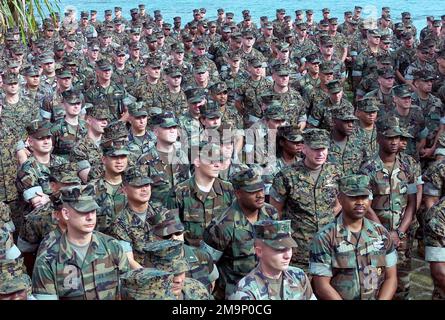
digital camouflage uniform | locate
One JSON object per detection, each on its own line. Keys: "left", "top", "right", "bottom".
{"left": 51, "top": 119, "right": 87, "bottom": 160}
{"left": 271, "top": 129, "right": 340, "bottom": 270}
{"left": 230, "top": 219, "right": 315, "bottom": 300}
{"left": 31, "top": 185, "right": 130, "bottom": 300}
{"left": 120, "top": 268, "right": 176, "bottom": 300}
{"left": 424, "top": 197, "right": 445, "bottom": 300}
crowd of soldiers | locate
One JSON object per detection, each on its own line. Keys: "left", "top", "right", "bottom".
{"left": 1, "top": 4, "right": 445, "bottom": 300}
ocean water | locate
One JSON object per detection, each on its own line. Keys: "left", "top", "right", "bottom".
{"left": 56, "top": 0, "right": 445, "bottom": 32}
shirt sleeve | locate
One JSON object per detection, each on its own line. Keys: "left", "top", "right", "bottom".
{"left": 309, "top": 230, "right": 333, "bottom": 277}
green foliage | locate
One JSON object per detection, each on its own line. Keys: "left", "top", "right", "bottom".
{"left": 0, "top": 0, "right": 60, "bottom": 41}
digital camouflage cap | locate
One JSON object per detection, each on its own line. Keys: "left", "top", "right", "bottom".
{"left": 230, "top": 167, "right": 265, "bottom": 192}
{"left": 199, "top": 101, "right": 221, "bottom": 119}
{"left": 303, "top": 128, "right": 330, "bottom": 149}
{"left": 102, "top": 121, "right": 128, "bottom": 143}
{"left": 254, "top": 219, "right": 297, "bottom": 250}
{"left": 376, "top": 115, "right": 402, "bottom": 137}
{"left": 60, "top": 184, "right": 100, "bottom": 213}
{"left": 101, "top": 139, "right": 131, "bottom": 157}
{"left": 357, "top": 98, "right": 381, "bottom": 113}
{"left": 278, "top": 125, "right": 304, "bottom": 142}
{"left": 339, "top": 174, "right": 372, "bottom": 197}
{"left": 151, "top": 112, "right": 179, "bottom": 128}
{"left": 120, "top": 268, "right": 175, "bottom": 300}
{"left": 264, "top": 101, "right": 285, "bottom": 120}
{"left": 127, "top": 103, "right": 148, "bottom": 117}
{"left": 26, "top": 120, "right": 52, "bottom": 138}
{"left": 50, "top": 163, "right": 81, "bottom": 184}
{"left": 332, "top": 106, "right": 358, "bottom": 121}
{"left": 143, "top": 240, "right": 190, "bottom": 274}
{"left": 152, "top": 209, "right": 185, "bottom": 237}
{"left": 123, "top": 166, "right": 153, "bottom": 186}
{"left": 0, "top": 272, "right": 31, "bottom": 295}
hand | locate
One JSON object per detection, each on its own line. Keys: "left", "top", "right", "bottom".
{"left": 119, "top": 109, "right": 130, "bottom": 122}
{"left": 390, "top": 231, "right": 400, "bottom": 248}
{"left": 345, "top": 56, "right": 352, "bottom": 62}
{"left": 420, "top": 147, "right": 435, "bottom": 158}
{"left": 16, "top": 149, "right": 30, "bottom": 165}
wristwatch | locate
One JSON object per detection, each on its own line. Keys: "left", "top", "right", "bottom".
{"left": 396, "top": 229, "right": 407, "bottom": 239}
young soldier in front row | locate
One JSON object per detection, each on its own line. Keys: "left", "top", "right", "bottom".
{"left": 310, "top": 174, "right": 398, "bottom": 300}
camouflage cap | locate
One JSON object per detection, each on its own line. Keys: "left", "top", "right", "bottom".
{"left": 396, "top": 126, "right": 413, "bottom": 140}
{"left": 165, "top": 66, "right": 182, "bottom": 78}
{"left": 254, "top": 220, "right": 297, "bottom": 250}
{"left": 146, "top": 34, "right": 158, "bottom": 43}
{"left": 151, "top": 112, "right": 179, "bottom": 128}
{"left": 319, "top": 20, "right": 329, "bottom": 27}
{"left": 272, "top": 63, "right": 290, "bottom": 76}
{"left": 62, "top": 89, "right": 82, "bottom": 104}
{"left": 303, "top": 128, "right": 330, "bottom": 149}
{"left": 129, "top": 42, "right": 142, "bottom": 50}
{"left": 102, "top": 121, "right": 128, "bottom": 143}
{"left": 170, "top": 42, "right": 185, "bottom": 53}
{"left": 381, "top": 35, "right": 392, "bottom": 44}
{"left": 2, "top": 72, "right": 19, "bottom": 84}
{"left": 197, "top": 141, "right": 224, "bottom": 162}
{"left": 185, "top": 87, "right": 205, "bottom": 104}
{"left": 332, "top": 107, "right": 358, "bottom": 121}
{"left": 0, "top": 272, "right": 32, "bottom": 295}
{"left": 376, "top": 115, "right": 402, "bottom": 137}
{"left": 147, "top": 107, "right": 163, "bottom": 118}
{"left": 278, "top": 125, "right": 304, "bottom": 142}
{"left": 80, "top": 11, "right": 88, "bottom": 18}
{"left": 230, "top": 167, "right": 264, "bottom": 192}
{"left": 226, "top": 12, "right": 234, "bottom": 18}
{"left": 55, "top": 67, "right": 73, "bottom": 79}
{"left": 264, "top": 101, "right": 285, "bottom": 120}
{"left": 120, "top": 268, "right": 175, "bottom": 300}
{"left": 152, "top": 209, "right": 185, "bottom": 237}
{"left": 95, "top": 59, "right": 113, "bottom": 71}
{"left": 127, "top": 103, "right": 148, "bottom": 117}
{"left": 193, "top": 64, "right": 208, "bottom": 74}
{"left": 327, "top": 79, "right": 343, "bottom": 94}
{"left": 60, "top": 184, "right": 100, "bottom": 213}
{"left": 85, "top": 106, "right": 109, "bottom": 120}
{"left": 393, "top": 84, "right": 412, "bottom": 98}
{"left": 145, "top": 57, "right": 162, "bottom": 68}
{"left": 123, "top": 165, "right": 152, "bottom": 187}
{"left": 357, "top": 98, "right": 381, "bottom": 113}
{"left": 413, "top": 69, "right": 436, "bottom": 81}
{"left": 26, "top": 120, "right": 52, "bottom": 138}
{"left": 209, "top": 82, "right": 228, "bottom": 94}
{"left": 143, "top": 240, "right": 190, "bottom": 274}
{"left": 248, "top": 57, "right": 264, "bottom": 68}
{"left": 306, "top": 53, "right": 321, "bottom": 64}
{"left": 200, "top": 102, "right": 222, "bottom": 119}
{"left": 50, "top": 163, "right": 81, "bottom": 184}
{"left": 226, "top": 51, "right": 241, "bottom": 61}
{"left": 22, "top": 65, "right": 40, "bottom": 77}
{"left": 320, "top": 61, "right": 334, "bottom": 74}
{"left": 433, "top": 19, "right": 442, "bottom": 27}
{"left": 368, "top": 29, "right": 381, "bottom": 37}
{"left": 10, "top": 45, "right": 25, "bottom": 55}
{"left": 339, "top": 174, "right": 372, "bottom": 197}
{"left": 101, "top": 139, "right": 131, "bottom": 157}
{"left": 328, "top": 17, "right": 338, "bottom": 25}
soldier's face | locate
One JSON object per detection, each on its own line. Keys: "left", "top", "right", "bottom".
{"left": 172, "top": 272, "right": 186, "bottom": 296}
{"left": 167, "top": 75, "right": 182, "bottom": 87}
{"left": 267, "top": 119, "right": 285, "bottom": 130}
{"left": 201, "top": 116, "right": 221, "bottom": 129}
{"left": 98, "top": 69, "right": 112, "bottom": 81}
{"left": 130, "top": 115, "right": 148, "bottom": 132}
{"left": 236, "top": 188, "right": 265, "bottom": 210}
{"left": 320, "top": 72, "right": 334, "bottom": 84}
{"left": 321, "top": 45, "right": 333, "bottom": 56}
{"left": 221, "top": 143, "right": 234, "bottom": 159}
{"left": 378, "top": 135, "right": 400, "bottom": 154}
{"left": 356, "top": 110, "right": 377, "bottom": 126}
{"left": 394, "top": 96, "right": 412, "bottom": 109}
{"left": 196, "top": 158, "right": 222, "bottom": 178}
{"left": 242, "top": 37, "right": 255, "bottom": 48}
{"left": 172, "top": 51, "right": 184, "bottom": 62}
{"left": 399, "top": 138, "right": 408, "bottom": 151}
{"left": 130, "top": 48, "right": 140, "bottom": 59}
{"left": 103, "top": 155, "right": 128, "bottom": 174}
{"left": 378, "top": 76, "right": 395, "bottom": 90}
{"left": 228, "top": 58, "right": 240, "bottom": 68}
{"left": 64, "top": 101, "right": 82, "bottom": 117}
{"left": 339, "top": 194, "right": 370, "bottom": 220}
{"left": 280, "top": 139, "right": 303, "bottom": 155}
{"left": 131, "top": 34, "right": 140, "bottom": 42}
{"left": 157, "top": 37, "right": 165, "bottom": 46}
{"left": 0, "top": 290, "right": 27, "bottom": 300}
{"left": 416, "top": 79, "right": 433, "bottom": 93}
{"left": 212, "top": 91, "right": 228, "bottom": 105}
{"left": 57, "top": 77, "right": 72, "bottom": 90}
{"left": 303, "top": 146, "right": 328, "bottom": 166}
{"left": 273, "top": 74, "right": 289, "bottom": 87}
{"left": 115, "top": 54, "right": 126, "bottom": 65}
{"left": 63, "top": 206, "right": 96, "bottom": 234}
{"left": 87, "top": 117, "right": 108, "bottom": 133}
{"left": 125, "top": 184, "right": 151, "bottom": 203}
{"left": 369, "top": 35, "right": 381, "bottom": 46}
{"left": 307, "top": 62, "right": 320, "bottom": 74}
{"left": 194, "top": 71, "right": 208, "bottom": 83}
{"left": 89, "top": 49, "right": 99, "bottom": 59}
{"left": 29, "top": 135, "right": 52, "bottom": 154}
{"left": 147, "top": 66, "right": 161, "bottom": 80}
{"left": 155, "top": 126, "right": 178, "bottom": 144}
{"left": 3, "top": 82, "right": 19, "bottom": 94}
{"left": 42, "top": 61, "right": 55, "bottom": 74}
{"left": 256, "top": 243, "right": 292, "bottom": 272}
{"left": 334, "top": 119, "right": 355, "bottom": 136}
{"left": 263, "top": 28, "right": 273, "bottom": 36}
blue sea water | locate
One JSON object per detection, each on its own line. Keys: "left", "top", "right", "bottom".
{"left": 56, "top": 0, "right": 445, "bottom": 32}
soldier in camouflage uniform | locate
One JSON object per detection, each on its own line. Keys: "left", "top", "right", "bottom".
{"left": 16, "top": 121, "right": 68, "bottom": 219}
{"left": 209, "top": 82, "right": 243, "bottom": 131}
{"left": 230, "top": 219, "right": 315, "bottom": 300}
{"left": 354, "top": 98, "right": 380, "bottom": 157}
{"left": 291, "top": 22, "right": 319, "bottom": 71}
{"left": 168, "top": 142, "right": 233, "bottom": 248}
{"left": 111, "top": 47, "right": 139, "bottom": 90}
{"left": 50, "top": 89, "right": 87, "bottom": 159}
{"left": 155, "top": 66, "right": 188, "bottom": 116}
{"left": 0, "top": 224, "right": 32, "bottom": 300}
{"left": 84, "top": 58, "right": 129, "bottom": 122}
{"left": 236, "top": 29, "right": 266, "bottom": 73}
{"left": 32, "top": 184, "right": 130, "bottom": 300}
{"left": 310, "top": 174, "right": 398, "bottom": 300}
{"left": 94, "top": 122, "right": 129, "bottom": 234}
{"left": 220, "top": 51, "right": 249, "bottom": 105}
{"left": 356, "top": 56, "right": 394, "bottom": 101}
{"left": 296, "top": 54, "right": 320, "bottom": 100}
{"left": 404, "top": 43, "right": 436, "bottom": 89}
{"left": 109, "top": 166, "right": 158, "bottom": 269}
{"left": 235, "top": 57, "right": 272, "bottom": 127}
{"left": 152, "top": 208, "right": 219, "bottom": 294}
{"left": 328, "top": 18, "right": 348, "bottom": 62}
{"left": 143, "top": 240, "right": 212, "bottom": 300}
{"left": 138, "top": 112, "right": 190, "bottom": 209}
{"left": 304, "top": 62, "right": 333, "bottom": 116}
{"left": 359, "top": 116, "right": 417, "bottom": 300}
{"left": 328, "top": 107, "right": 368, "bottom": 176}
{"left": 424, "top": 196, "right": 445, "bottom": 300}
{"left": 179, "top": 88, "right": 205, "bottom": 147}
{"left": 411, "top": 70, "right": 445, "bottom": 155}
{"left": 363, "top": 68, "right": 396, "bottom": 111}
{"left": 203, "top": 168, "right": 278, "bottom": 299}
{"left": 270, "top": 129, "right": 341, "bottom": 270}
{"left": 120, "top": 268, "right": 176, "bottom": 300}
{"left": 20, "top": 66, "right": 51, "bottom": 107}
{"left": 254, "top": 22, "right": 275, "bottom": 61}
{"left": 318, "top": 38, "right": 347, "bottom": 81}
{"left": 70, "top": 105, "right": 109, "bottom": 183}
{"left": 308, "top": 79, "right": 354, "bottom": 132}
{"left": 126, "top": 104, "right": 156, "bottom": 164}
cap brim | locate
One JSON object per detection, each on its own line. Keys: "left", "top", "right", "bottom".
{"left": 337, "top": 115, "right": 358, "bottom": 121}
{"left": 240, "top": 182, "right": 265, "bottom": 193}
{"left": 343, "top": 189, "right": 372, "bottom": 197}
{"left": 128, "top": 177, "right": 153, "bottom": 187}
{"left": 106, "top": 150, "right": 131, "bottom": 156}
{"left": 263, "top": 237, "right": 298, "bottom": 250}
{"left": 131, "top": 111, "right": 148, "bottom": 117}
{"left": 381, "top": 129, "right": 402, "bottom": 137}
{"left": 69, "top": 200, "right": 100, "bottom": 213}
{"left": 306, "top": 142, "right": 329, "bottom": 149}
